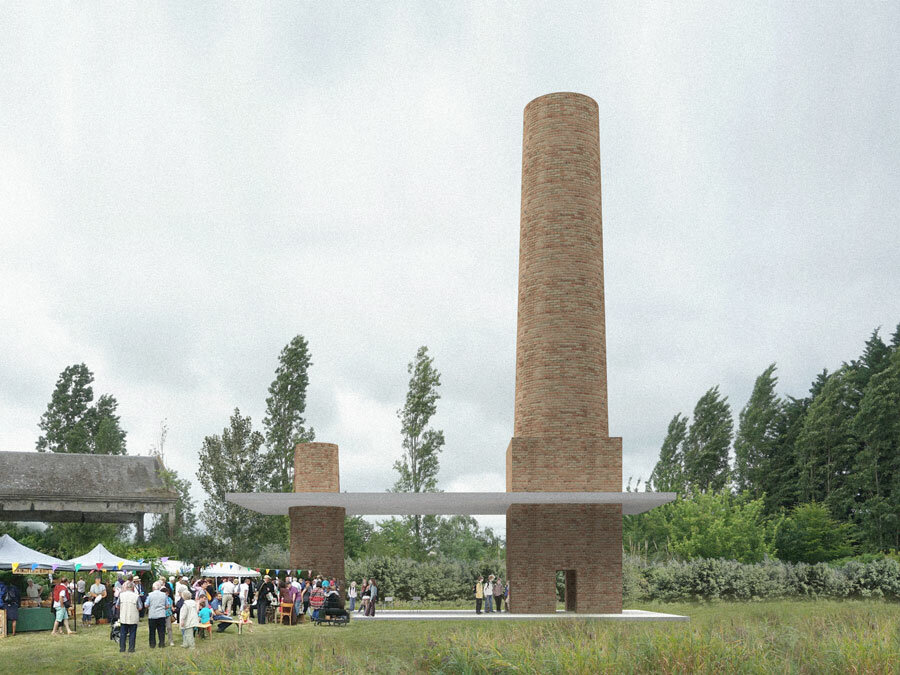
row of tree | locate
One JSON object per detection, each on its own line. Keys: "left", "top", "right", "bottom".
{"left": 646, "top": 323, "right": 900, "bottom": 554}
{"left": 191, "top": 339, "right": 498, "bottom": 563}
{"left": 22, "top": 336, "right": 500, "bottom": 564}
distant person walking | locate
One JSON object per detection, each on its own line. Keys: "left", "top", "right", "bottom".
{"left": 146, "top": 581, "right": 168, "bottom": 648}
{"left": 51, "top": 577, "right": 73, "bottom": 635}
{"left": 347, "top": 581, "right": 357, "bottom": 612}
{"left": 474, "top": 576, "right": 484, "bottom": 614}
{"left": 483, "top": 576, "right": 494, "bottom": 613}
{"left": 364, "top": 579, "right": 377, "bottom": 617}
{"left": 3, "top": 580, "right": 21, "bottom": 636}
{"left": 118, "top": 581, "right": 140, "bottom": 653}
{"left": 238, "top": 578, "right": 250, "bottom": 613}
{"left": 257, "top": 575, "right": 276, "bottom": 625}
{"left": 220, "top": 577, "right": 235, "bottom": 616}
{"left": 179, "top": 590, "right": 198, "bottom": 649}
{"left": 493, "top": 577, "right": 505, "bottom": 612}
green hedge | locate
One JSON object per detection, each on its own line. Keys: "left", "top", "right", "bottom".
{"left": 628, "top": 556, "right": 900, "bottom": 602}
{"left": 342, "top": 555, "right": 900, "bottom": 603}
{"left": 345, "top": 556, "right": 503, "bottom": 601}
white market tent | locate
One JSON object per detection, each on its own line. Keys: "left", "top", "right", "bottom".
{"left": 64, "top": 543, "right": 151, "bottom": 572}
{"left": 161, "top": 558, "right": 194, "bottom": 576}
{"left": 0, "top": 533, "right": 72, "bottom": 571}
{"left": 200, "top": 562, "right": 260, "bottom": 578}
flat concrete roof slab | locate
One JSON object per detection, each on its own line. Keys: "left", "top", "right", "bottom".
{"left": 0, "top": 451, "right": 177, "bottom": 503}
{"left": 353, "top": 609, "right": 688, "bottom": 621}
{"left": 225, "top": 491, "right": 675, "bottom": 515}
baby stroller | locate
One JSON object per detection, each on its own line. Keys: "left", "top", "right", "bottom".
{"left": 314, "top": 592, "right": 350, "bottom": 626}
{"left": 109, "top": 602, "right": 121, "bottom": 643}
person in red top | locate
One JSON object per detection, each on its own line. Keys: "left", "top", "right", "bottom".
{"left": 51, "top": 576, "right": 73, "bottom": 635}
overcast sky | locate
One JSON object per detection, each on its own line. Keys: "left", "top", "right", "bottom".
{"left": 2, "top": 2, "right": 898, "bottom": 536}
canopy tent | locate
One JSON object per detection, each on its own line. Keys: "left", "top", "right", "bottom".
{"left": 63, "top": 543, "right": 151, "bottom": 572}
{"left": 200, "top": 562, "right": 260, "bottom": 578}
{"left": 0, "top": 533, "right": 72, "bottom": 571}
{"left": 160, "top": 558, "right": 194, "bottom": 577}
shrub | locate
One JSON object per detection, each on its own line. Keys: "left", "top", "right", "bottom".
{"left": 636, "top": 557, "right": 898, "bottom": 602}
{"left": 345, "top": 556, "right": 503, "bottom": 601}
{"left": 774, "top": 502, "right": 856, "bottom": 563}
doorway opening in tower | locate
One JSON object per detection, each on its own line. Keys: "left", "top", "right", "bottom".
{"left": 556, "top": 569, "right": 578, "bottom": 612}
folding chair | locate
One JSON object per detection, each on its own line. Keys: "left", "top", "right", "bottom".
{"left": 276, "top": 602, "right": 294, "bottom": 625}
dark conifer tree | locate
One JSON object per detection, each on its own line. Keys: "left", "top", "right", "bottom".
{"left": 683, "top": 386, "right": 733, "bottom": 492}
{"left": 649, "top": 413, "right": 688, "bottom": 493}
{"left": 734, "top": 364, "right": 780, "bottom": 497}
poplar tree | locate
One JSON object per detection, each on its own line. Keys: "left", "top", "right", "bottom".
{"left": 683, "top": 386, "right": 733, "bottom": 492}
{"left": 197, "top": 409, "right": 266, "bottom": 558}
{"left": 262, "top": 335, "right": 315, "bottom": 492}
{"left": 649, "top": 413, "right": 688, "bottom": 493}
{"left": 763, "top": 395, "right": 806, "bottom": 513}
{"left": 394, "top": 346, "right": 445, "bottom": 552}
{"left": 796, "top": 367, "right": 857, "bottom": 517}
{"left": 852, "top": 348, "right": 900, "bottom": 549}
{"left": 734, "top": 364, "right": 781, "bottom": 496}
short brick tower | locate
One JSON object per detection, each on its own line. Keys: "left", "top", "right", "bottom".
{"left": 289, "top": 442, "right": 345, "bottom": 584}
{"left": 506, "top": 92, "right": 623, "bottom": 614}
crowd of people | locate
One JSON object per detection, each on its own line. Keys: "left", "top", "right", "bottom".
{"left": 21, "top": 572, "right": 380, "bottom": 651}
{"left": 2, "top": 569, "right": 512, "bottom": 647}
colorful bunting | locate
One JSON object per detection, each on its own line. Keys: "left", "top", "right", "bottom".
{"left": 160, "top": 557, "right": 169, "bottom": 563}
{"left": 117, "top": 561, "right": 125, "bottom": 570}
{"left": 74, "top": 563, "right": 82, "bottom": 572}
{"left": 51, "top": 564, "right": 59, "bottom": 571}
{"left": 30, "top": 563, "right": 38, "bottom": 570}
{"left": 265, "top": 569, "right": 270, "bottom": 574}
{"left": 11, "top": 562, "right": 19, "bottom": 572}
{"left": 96, "top": 563, "right": 104, "bottom": 570}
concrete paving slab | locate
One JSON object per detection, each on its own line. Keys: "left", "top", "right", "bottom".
{"left": 350, "top": 609, "right": 688, "bottom": 622}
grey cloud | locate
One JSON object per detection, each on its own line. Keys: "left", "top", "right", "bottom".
{"left": 1, "top": 2, "right": 898, "bottom": 533}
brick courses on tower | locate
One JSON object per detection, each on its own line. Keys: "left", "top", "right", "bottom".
{"left": 506, "top": 92, "right": 623, "bottom": 614}
{"left": 289, "top": 443, "right": 345, "bottom": 585}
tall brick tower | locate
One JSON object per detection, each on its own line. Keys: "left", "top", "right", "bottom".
{"left": 506, "top": 92, "right": 623, "bottom": 614}
{"left": 289, "top": 442, "right": 345, "bottom": 585}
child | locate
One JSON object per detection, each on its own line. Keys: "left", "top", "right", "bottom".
{"left": 239, "top": 606, "right": 254, "bottom": 633}
{"left": 81, "top": 597, "right": 94, "bottom": 626}
{"left": 165, "top": 589, "right": 175, "bottom": 646}
{"left": 197, "top": 600, "right": 212, "bottom": 639}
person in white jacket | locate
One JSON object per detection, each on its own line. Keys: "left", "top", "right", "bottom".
{"left": 179, "top": 590, "right": 199, "bottom": 649}
{"left": 483, "top": 576, "right": 494, "bottom": 613}
{"left": 118, "top": 581, "right": 141, "bottom": 653}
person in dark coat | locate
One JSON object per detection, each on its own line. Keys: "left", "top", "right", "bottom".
{"left": 256, "top": 575, "right": 276, "bottom": 625}
{"left": 2, "top": 581, "right": 21, "bottom": 636}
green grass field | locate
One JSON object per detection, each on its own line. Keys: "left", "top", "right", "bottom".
{"left": 1, "top": 601, "right": 897, "bottom": 674}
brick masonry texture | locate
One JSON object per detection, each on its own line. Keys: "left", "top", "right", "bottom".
{"left": 506, "top": 437, "right": 622, "bottom": 492}
{"left": 514, "top": 92, "right": 608, "bottom": 439}
{"left": 506, "top": 504, "right": 622, "bottom": 614}
{"left": 293, "top": 442, "right": 340, "bottom": 492}
{"left": 289, "top": 506, "right": 346, "bottom": 584}
{"left": 290, "top": 443, "right": 344, "bottom": 584}
{"left": 506, "top": 92, "right": 623, "bottom": 614}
